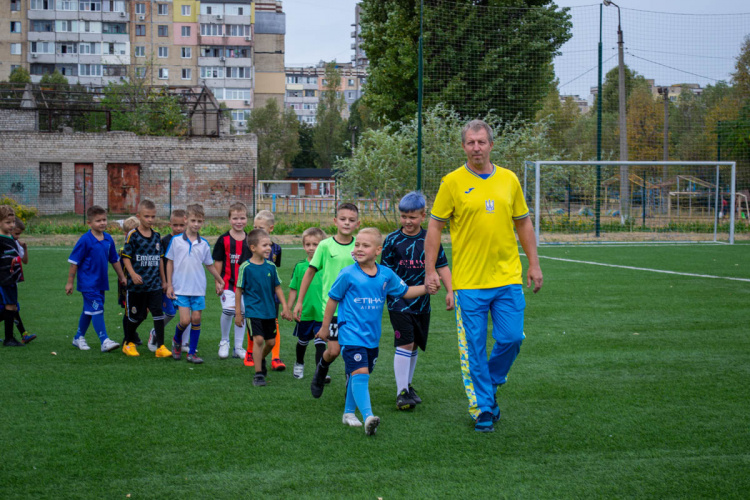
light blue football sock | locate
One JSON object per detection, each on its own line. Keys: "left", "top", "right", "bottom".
{"left": 351, "top": 374, "right": 373, "bottom": 420}
{"left": 344, "top": 374, "right": 357, "bottom": 414}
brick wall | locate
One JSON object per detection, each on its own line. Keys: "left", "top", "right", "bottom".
{"left": 0, "top": 109, "right": 37, "bottom": 132}
{"left": 0, "top": 131, "right": 258, "bottom": 217}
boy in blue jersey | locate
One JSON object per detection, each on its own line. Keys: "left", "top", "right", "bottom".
{"left": 318, "top": 228, "right": 427, "bottom": 436}
{"left": 381, "top": 192, "right": 453, "bottom": 410}
{"left": 235, "top": 229, "right": 292, "bottom": 386}
{"left": 65, "top": 206, "right": 127, "bottom": 352}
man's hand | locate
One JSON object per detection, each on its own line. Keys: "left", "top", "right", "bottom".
{"left": 527, "top": 265, "right": 543, "bottom": 293}
{"left": 445, "top": 293, "right": 454, "bottom": 311}
{"left": 425, "top": 270, "right": 441, "bottom": 295}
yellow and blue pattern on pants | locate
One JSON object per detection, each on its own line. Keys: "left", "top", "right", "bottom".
{"left": 430, "top": 163, "right": 529, "bottom": 291}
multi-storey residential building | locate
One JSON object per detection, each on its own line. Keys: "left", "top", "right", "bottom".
{"left": 0, "top": 0, "right": 287, "bottom": 133}
{"left": 285, "top": 61, "right": 366, "bottom": 125}
{"left": 350, "top": 3, "right": 366, "bottom": 68}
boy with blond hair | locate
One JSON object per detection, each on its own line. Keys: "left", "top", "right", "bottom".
{"left": 235, "top": 229, "right": 292, "bottom": 386}
{"left": 318, "top": 227, "right": 427, "bottom": 435}
{"left": 247, "top": 209, "right": 286, "bottom": 370}
{"left": 213, "top": 202, "right": 252, "bottom": 359}
{"left": 287, "top": 226, "right": 326, "bottom": 378}
{"left": 66, "top": 206, "right": 127, "bottom": 352}
{"left": 166, "top": 204, "right": 224, "bottom": 364}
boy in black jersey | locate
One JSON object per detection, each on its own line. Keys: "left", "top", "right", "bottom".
{"left": 213, "top": 202, "right": 252, "bottom": 359}
{"left": 121, "top": 200, "right": 171, "bottom": 358}
{"left": 0, "top": 206, "right": 24, "bottom": 347}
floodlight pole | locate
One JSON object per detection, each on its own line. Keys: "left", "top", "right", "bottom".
{"left": 604, "top": 0, "right": 629, "bottom": 224}
{"left": 595, "top": 3, "right": 603, "bottom": 237}
{"left": 416, "top": 0, "right": 424, "bottom": 192}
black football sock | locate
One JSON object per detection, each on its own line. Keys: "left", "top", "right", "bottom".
{"left": 296, "top": 341, "right": 307, "bottom": 365}
{"left": 315, "top": 342, "right": 326, "bottom": 366}
{"left": 5, "top": 313, "right": 14, "bottom": 342}
{"left": 14, "top": 311, "right": 26, "bottom": 334}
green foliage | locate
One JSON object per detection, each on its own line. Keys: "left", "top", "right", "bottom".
{"left": 599, "top": 65, "right": 649, "bottom": 115}
{"left": 0, "top": 196, "right": 38, "bottom": 223}
{"left": 99, "top": 80, "right": 188, "bottom": 136}
{"left": 8, "top": 66, "right": 31, "bottom": 84}
{"left": 247, "top": 98, "right": 300, "bottom": 179}
{"left": 313, "top": 63, "right": 349, "bottom": 169}
{"left": 290, "top": 122, "right": 319, "bottom": 169}
{"left": 39, "top": 70, "right": 69, "bottom": 88}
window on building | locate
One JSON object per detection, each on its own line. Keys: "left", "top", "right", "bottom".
{"left": 181, "top": 47, "right": 191, "bottom": 58}
{"left": 10, "top": 22, "right": 21, "bottom": 33}
{"left": 347, "top": 92, "right": 354, "bottom": 99}
{"left": 134, "top": 45, "right": 145, "bottom": 57}
{"left": 158, "top": 67, "right": 168, "bottom": 79}
{"left": 181, "top": 5, "right": 190, "bottom": 16}
{"left": 348, "top": 79, "right": 354, "bottom": 87}
{"left": 79, "top": 42, "right": 99, "bottom": 54}
{"left": 226, "top": 24, "right": 250, "bottom": 37}
{"left": 158, "top": 46, "right": 168, "bottom": 58}
{"left": 101, "top": 0, "right": 124, "bottom": 12}
{"left": 56, "top": 20, "right": 75, "bottom": 32}
{"left": 102, "top": 23, "right": 126, "bottom": 34}
{"left": 11, "top": 0, "right": 21, "bottom": 11}
{"left": 103, "top": 65, "right": 127, "bottom": 76}
{"left": 181, "top": 26, "right": 190, "bottom": 37}
{"left": 40, "top": 163, "right": 63, "bottom": 194}
{"left": 79, "top": 64, "right": 102, "bottom": 76}
{"left": 135, "top": 3, "right": 145, "bottom": 14}
{"left": 10, "top": 43, "right": 21, "bottom": 55}
{"left": 181, "top": 68, "right": 191, "bottom": 80}
{"left": 31, "top": 21, "right": 55, "bottom": 32}
{"left": 200, "top": 67, "right": 224, "bottom": 79}
{"left": 226, "top": 67, "right": 251, "bottom": 79}
{"left": 58, "top": 43, "right": 77, "bottom": 54}
{"left": 79, "top": 1, "right": 101, "bottom": 11}
{"left": 30, "top": 42, "right": 54, "bottom": 54}
{"left": 200, "top": 24, "right": 223, "bottom": 36}
{"left": 304, "top": 89, "right": 316, "bottom": 97}
{"left": 237, "top": 7, "right": 244, "bottom": 15}
{"left": 135, "top": 66, "right": 146, "bottom": 77}
{"left": 157, "top": 25, "right": 168, "bottom": 36}
{"left": 205, "top": 6, "right": 211, "bottom": 14}
{"left": 57, "top": 0, "right": 76, "bottom": 10}
{"left": 135, "top": 24, "right": 145, "bottom": 36}
{"left": 157, "top": 3, "right": 167, "bottom": 15}
{"left": 30, "top": 0, "right": 53, "bottom": 10}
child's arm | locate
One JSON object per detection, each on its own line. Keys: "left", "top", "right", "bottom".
{"left": 402, "top": 285, "right": 427, "bottom": 300}
{"left": 205, "top": 262, "right": 225, "bottom": 295}
{"left": 436, "top": 265, "right": 454, "bottom": 311}
{"left": 235, "top": 287, "right": 244, "bottom": 327}
{"left": 288, "top": 288, "right": 298, "bottom": 311}
{"left": 275, "top": 285, "right": 292, "bottom": 321}
{"left": 122, "top": 256, "right": 143, "bottom": 285}
{"left": 166, "top": 260, "right": 175, "bottom": 299}
{"left": 112, "top": 261, "right": 127, "bottom": 286}
{"left": 316, "top": 297, "right": 339, "bottom": 341}
{"left": 65, "top": 263, "right": 77, "bottom": 295}
{"left": 293, "top": 266, "right": 317, "bottom": 321}
{"left": 19, "top": 241, "right": 28, "bottom": 265}
{"left": 159, "top": 258, "right": 167, "bottom": 292}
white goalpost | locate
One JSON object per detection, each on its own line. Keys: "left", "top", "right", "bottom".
{"left": 524, "top": 161, "right": 738, "bottom": 245}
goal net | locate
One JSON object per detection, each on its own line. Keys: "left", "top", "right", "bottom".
{"left": 525, "top": 161, "right": 742, "bottom": 244}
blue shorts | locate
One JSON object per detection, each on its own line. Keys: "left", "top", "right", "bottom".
{"left": 342, "top": 345, "right": 379, "bottom": 375}
{"left": 82, "top": 290, "right": 106, "bottom": 315}
{"left": 0, "top": 284, "right": 18, "bottom": 307}
{"left": 293, "top": 320, "right": 322, "bottom": 342}
{"left": 162, "top": 293, "right": 176, "bottom": 316}
{"left": 175, "top": 295, "right": 205, "bottom": 311}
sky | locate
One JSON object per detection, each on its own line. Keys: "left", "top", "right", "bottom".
{"left": 284, "top": 0, "right": 750, "bottom": 67}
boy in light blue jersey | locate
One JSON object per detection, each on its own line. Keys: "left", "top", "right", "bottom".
{"left": 317, "top": 228, "right": 427, "bottom": 436}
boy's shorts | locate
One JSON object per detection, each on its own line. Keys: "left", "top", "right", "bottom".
{"left": 342, "top": 345, "right": 379, "bottom": 375}
{"left": 293, "top": 320, "right": 322, "bottom": 342}
{"left": 247, "top": 317, "right": 276, "bottom": 341}
{"left": 81, "top": 290, "right": 105, "bottom": 315}
{"left": 175, "top": 295, "right": 205, "bottom": 311}
{"left": 219, "top": 289, "right": 244, "bottom": 314}
{"left": 162, "top": 293, "right": 176, "bottom": 316}
{"left": 0, "top": 284, "right": 18, "bottom": 307}
{"left": 126, "top": 290, "right": 164, "bottom": 322}
{"left": 389, "top": 311, "right": 431, "bottom": 351}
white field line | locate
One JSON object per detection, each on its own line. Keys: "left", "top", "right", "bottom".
{"left": 533, "top": 255, "right": 750, "bottom": 283}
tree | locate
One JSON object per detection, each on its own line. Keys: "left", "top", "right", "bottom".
{"left": 731, "top": 34, "right": 750, "bottom": 100}
{"left": 625, "top": 86, "right": 663, "bottom": 161}
{"left": 312, "top": 63, "right": 349, "bottom": 168}
{"left": 347, "top": 97, "right": 377, "bottom": 150}
{"left": 535, "top": 79, "right": 580, "bottom": 154}
{"left": 360, "top": 0, "right": 572, "bottom": 124}
{"left": 8, "top": 67, "right": 31, "bottom": 84}
{"left": 599, "top": 65, "right": 649, "bottom": 115}
{"left": 291, "top": 122, "right": 319, "bottom": 168}
{"left": 100, "top": 80, "right": 188, "bottom": 136}
{"left": 39, "top": 70, "right": 69, "bottom": 87}
{"left": 247, "top": 98, "right": 300, "bottom": 180}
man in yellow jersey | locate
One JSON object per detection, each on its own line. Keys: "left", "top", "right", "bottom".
{"left": 425, "top": 119, "right": 543, "bottom": 432}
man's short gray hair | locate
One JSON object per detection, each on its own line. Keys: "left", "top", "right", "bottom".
{"left": 461, "top": 120, "right": 494, "bottom": 144}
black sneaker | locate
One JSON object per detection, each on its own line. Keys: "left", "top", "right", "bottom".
{"left": 408, "top": 384, "right": 422, "bottom": 404}
{"left": 396, "top": 389, "right": 416, "bottom": 411}
{"left": 253, "top": 373, "right": 266, "bottom": 387}
{"left": 3, "top": 338, "right": 24, "bottom": 347}
{"left": 311, "top": 361, "right": 329, "bottom": 398}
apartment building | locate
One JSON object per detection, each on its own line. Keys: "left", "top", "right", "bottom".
{"left": 1, "top": 0, "right": 287, "bottom": 132}
{"left": 350, "top": 2, "right": 366, "bottom": 68}
{"left": 285, "top": 61, "right": 366, "bottom": 125}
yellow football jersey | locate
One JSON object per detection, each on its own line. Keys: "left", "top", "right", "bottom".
{"left": 431, "top": 163, "right": 529, "bottom": 290}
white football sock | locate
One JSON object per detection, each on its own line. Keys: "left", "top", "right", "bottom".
{"left": 394, "top": 347, "right": 412, "bottom": 394}
{"left": 220, "top": 311, "right": 234, "bottom": 343}
{"left": 408, "top": 349, "right": 419, "bottom": 386}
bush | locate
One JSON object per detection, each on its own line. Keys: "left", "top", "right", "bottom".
{"left": 0, "top": 196, "right": 38, "bottom": 223}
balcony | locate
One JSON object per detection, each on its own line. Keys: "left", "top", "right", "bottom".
{"left": 28, "top": 53, "right": 55, "bottom": 64}
{"left": 27, "top": 10, "right": 56, "bottom": 20}
{"left": 27, "top": 31, "right": 56, "bottom": 42}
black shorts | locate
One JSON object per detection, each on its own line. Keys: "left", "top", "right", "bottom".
{"left": 389, "top": 311, "right": 430, "bottom": 351}
{"left": 126, "top": 290, "right": 164, "bottom": 323}
{"left": 0, "top": 284, "right": 18, "bottom": 306}
{"left": 293, "top": 320, "right": 322, "bottom": 342}
{"left": 248, "top": 317, "right": 276, "bottom": 341}
{"left": 326, "top": 316, "right": 339, "bottom": 341}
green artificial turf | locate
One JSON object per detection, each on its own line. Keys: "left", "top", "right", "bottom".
{"left": 1, "top": 243, "right": 748, "bottom": 499}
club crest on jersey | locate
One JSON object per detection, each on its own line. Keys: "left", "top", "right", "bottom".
{"left": 485, "top": 200, "right": 495, "bottom": 213}
{"left": 156, "top": 242, "right": 160, "bottom": 251}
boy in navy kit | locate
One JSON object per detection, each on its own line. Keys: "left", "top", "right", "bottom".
{"left": 9, "top": 217, "right": 36, "bottom": 344}
{"left": 0, "top": 206, "right": 24, "bottom": 347}
{"left": 247, "top": 210, "right": 285, "bottom": 370}
{"left": 213, "top": 202, "right": 252, "bottom": 360}
{"left": 318, "top": 228, "right": 427, "bottom": 435}
{"left": 235, "top": 229, "right": 292, "bottom": 386}
{"left": 121, "top": 200, "right": 172, "bottom": 358}
{"left": 381, "top": 192, "right": 453, "bottom": 410}
{"left": 118, "top": 216, "right": 140, "bottom": 346}
{"left": 148, "top": 209, "right": 185, "bottom": 352}
{"left": 65, "top": 206, "right": 127, "bottom": 352}
{"left": 166, "top": 204, "right": 224, "bottom": 364}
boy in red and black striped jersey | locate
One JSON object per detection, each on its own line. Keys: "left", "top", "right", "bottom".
{"left": 212, "top": 202, "right": 252, "bottom": 360}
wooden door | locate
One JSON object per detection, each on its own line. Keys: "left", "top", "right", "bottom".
{"left": 107, "top": 163, "right": 140, "bottom": 214}
{"left": 74, "top": 163, "right": 94, "bottom": 215}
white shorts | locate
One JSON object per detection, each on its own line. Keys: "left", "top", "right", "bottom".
{"left": 220, "top": 289, "right": 245, "bottom": 314}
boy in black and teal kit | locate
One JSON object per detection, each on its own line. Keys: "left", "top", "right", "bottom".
{"left": 0, "top": 206, "right": 24, "bottom": 347}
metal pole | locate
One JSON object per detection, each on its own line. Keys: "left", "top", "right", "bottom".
{"left": 660, "top": 87, "right": 669, "bottom": 215}
{"left": 729, "top": 162, "right": 736, "bottom": 245}
{"left": 595, "top": 4, "right": 603, "bottom": 237}
{"left": 82, "top": 168, "right": 87, "bottom": 225}
{"left": 616, "top": 5, "right": 629, "bottom": 223}
{"left": 416, "top": 0, "right": 424, "bottom": 192}
{"left": 169, "top": 168, "right": 172, "bottom": 215}
{"left": 535, "top": 161, "right": 541, "bottom": 244}
{"left": 713, "top": 165, "right": 720, "bottom": 242}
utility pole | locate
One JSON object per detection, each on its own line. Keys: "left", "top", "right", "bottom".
{"left": 658, "top": 86, "right": 669, "bottom": 214}
{"left": 604, "top": 0, "right": 629, "bottom": 223}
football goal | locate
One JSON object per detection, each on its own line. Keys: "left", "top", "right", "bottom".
{"left": 523, "top": 161, "right": 740, "bottom": 244}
